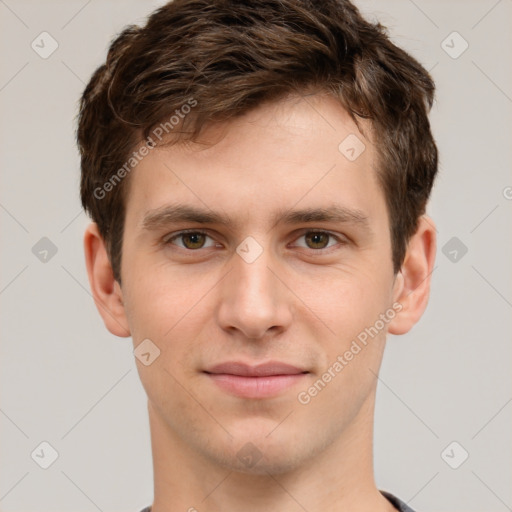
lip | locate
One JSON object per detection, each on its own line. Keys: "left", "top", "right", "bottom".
{"left": 204, "top": 361, "right": 309, "bottom": 399}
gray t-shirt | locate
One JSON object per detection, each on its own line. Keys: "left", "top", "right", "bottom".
{"left": 139, "top": 490, "right": 417, "bottom": 511}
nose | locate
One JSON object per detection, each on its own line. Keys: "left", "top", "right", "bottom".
{"left": 216, "top": 244, "right": 293, "bottom": 340}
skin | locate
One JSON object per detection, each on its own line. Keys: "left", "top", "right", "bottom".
{"left": 84, "top": 92, "right": 436, "bottom": 512}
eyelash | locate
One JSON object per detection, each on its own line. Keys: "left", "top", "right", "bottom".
{"left": 163, "top": 229, "right": 347, "bottom": 253}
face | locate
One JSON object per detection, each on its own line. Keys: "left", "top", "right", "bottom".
{"left": 116, "top": 93, "right": 403, "bottom": 474}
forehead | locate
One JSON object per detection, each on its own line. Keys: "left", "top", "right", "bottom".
{"left": 124, "top": 93, "right": 387, "bottom": 233}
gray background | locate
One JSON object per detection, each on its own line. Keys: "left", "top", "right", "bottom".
{"left": 0, "top": 1, "right": 511, "bottom": 511}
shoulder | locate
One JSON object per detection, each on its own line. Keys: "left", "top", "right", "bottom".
{"left": 381, "top": 490, "right": 418, "bottom": 512}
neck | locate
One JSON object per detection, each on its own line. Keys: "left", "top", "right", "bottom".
{"left": 148, "top": 391, "right": 396, "bottom": 512}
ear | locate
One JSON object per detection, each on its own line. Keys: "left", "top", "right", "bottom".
{"left": 388, "top": 215, "right": 437, "bottom": 335}
{"left": 83, "top": 222, "right": 131, "bottom": 337}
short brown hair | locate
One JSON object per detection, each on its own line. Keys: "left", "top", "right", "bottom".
{"left": 77, "top": 0, "right": 438, "bottom": 283}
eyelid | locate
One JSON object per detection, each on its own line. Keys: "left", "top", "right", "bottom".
{"left": 163, "top": 228, "right": 208, "bottom": 240}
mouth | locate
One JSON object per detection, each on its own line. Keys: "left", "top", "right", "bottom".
{"left": 203, "top": 361, "right": 309, "bottom": 399}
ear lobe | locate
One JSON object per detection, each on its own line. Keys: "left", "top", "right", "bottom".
{"left": 388, "top": 215, "right": 437, "bottom": 335}
{"left": 83, "top": 222, "right": 131, "bottom": 337}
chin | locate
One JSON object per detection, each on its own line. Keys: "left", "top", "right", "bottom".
{"left": 219, "top": 447, "right": 307, "bottom": 476}
{"left": 206, "top": 428, "right": 316, "bottom": 476}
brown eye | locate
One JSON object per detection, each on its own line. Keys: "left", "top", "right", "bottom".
{"left": 166, "top": 231, "right": 215, "bottom": 250}
{"left": 291, "top": 230, "right": 345, "bottom": 252}
{"left": 304, "top": 232, "right": 331, "bottom": 249}
{"left": 181, "top": 232, "right": 207, "bottom": 249}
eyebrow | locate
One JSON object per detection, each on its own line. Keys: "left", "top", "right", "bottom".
{"left": 141, "top": 204, "right": 372, "bottom": 233}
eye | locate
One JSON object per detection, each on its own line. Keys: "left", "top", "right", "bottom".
{"left": 165, "top": 230, "right": 217, "bottom": 250}
{"left": 292, "top": 231, "right": 344, "bottom": 250}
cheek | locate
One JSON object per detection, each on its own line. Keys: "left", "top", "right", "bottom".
{"left": 295, "top": 266, "right": 393, "bottom": 414}
{"left": 292, "top": 264, "right": 392, "bottom": 350}
{"left": 122, "top": 259, "right": 206, "bottom": 339}
{"left": 123, "top": 268, "right": 220, "bottom": 390}
{"left": 125, "top": 275, "right": 209, "bottom": 414}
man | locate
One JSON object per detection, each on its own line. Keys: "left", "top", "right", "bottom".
{"left": 78, "top": 0, "right": 437, "bottom": 510}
